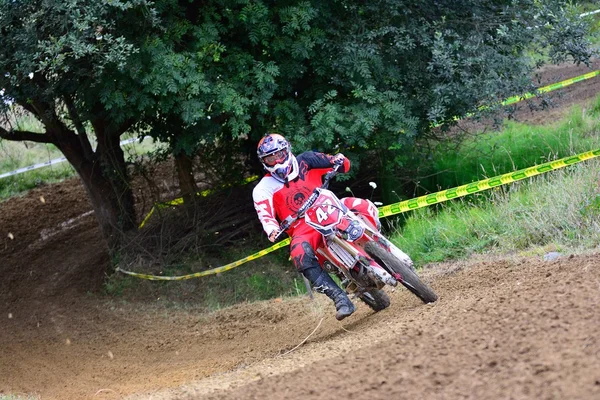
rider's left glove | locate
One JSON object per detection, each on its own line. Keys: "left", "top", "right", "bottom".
{"left": 268, "top": 228, "right": 280, "bottom": 243}
{"left": 332, "top": 153, "right": 345, "bottom": 165}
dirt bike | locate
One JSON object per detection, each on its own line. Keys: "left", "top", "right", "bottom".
{"left": 275, "top": 164, "right": 438, "bottom": 312}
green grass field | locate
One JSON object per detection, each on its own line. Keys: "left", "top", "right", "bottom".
{"left": 424, "top": 97, "right": 600, "bottom": 191}
{"left": 389, "top": 96, "right": 600, "bottom": 265}
{"left": 0, "top": 134, "right": 162, "bottom": 200}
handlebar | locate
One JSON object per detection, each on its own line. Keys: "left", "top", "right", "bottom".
{"left": 273, "top": 163, "right": 342, "bottom": 240}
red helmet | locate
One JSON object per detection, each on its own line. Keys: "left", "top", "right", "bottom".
{"left": 257, "top": 133, "right": 298, "bottom": 182}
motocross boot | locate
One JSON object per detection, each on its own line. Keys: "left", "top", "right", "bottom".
{"left": 312, "top": 270, "right": 356, "bottom": 321}
{"left": 294, "top": 242, "right": 355, "bottom": 320}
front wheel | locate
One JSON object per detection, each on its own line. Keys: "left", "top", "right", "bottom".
{"left": 359, "top": 289, "right": 391, "bottom": 312}
{"left": 364, "top": 241, "right": 438, "bottom": 304}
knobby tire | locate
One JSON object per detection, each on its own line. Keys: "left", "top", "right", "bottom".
{"left": 359, "top": 289, "right": 391, "bottom": 312}
{"left": 364, "top": 242, "right": 438, "bottom": 304}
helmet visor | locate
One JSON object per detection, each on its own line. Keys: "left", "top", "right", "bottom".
{"left": 261, "top": 149, "right": 289, "bottom": 167}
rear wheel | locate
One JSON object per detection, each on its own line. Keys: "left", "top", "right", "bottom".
{"left": 359, "top": 289, "right": 390, "bottom": 312}
{"left": 364, "top": 241, "right": 438, "bottom": 304}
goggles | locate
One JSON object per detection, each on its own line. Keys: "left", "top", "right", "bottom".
{"left": 262, "top": 149, "right": 288, "bottom": 166}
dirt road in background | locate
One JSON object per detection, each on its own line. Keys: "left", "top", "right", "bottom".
{"left": 1, "top": 61, "right": 599, "bottom": 399}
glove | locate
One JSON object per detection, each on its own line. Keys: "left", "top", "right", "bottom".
{"left": 268, "top": 228, "right": 280, "bottom": 243}
{"left": 332, "top": 153, "right": 345, "bottom": 165}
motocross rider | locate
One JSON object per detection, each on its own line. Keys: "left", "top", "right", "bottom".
{"left": 253, "top": 133, "right": 381, "bottom": 320}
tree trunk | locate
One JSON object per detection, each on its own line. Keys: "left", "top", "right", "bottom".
{"left": 76, "top": 160, "right": 132, "bottom": 251}
{"left": 1, "top": 100, "right": 138, "bottom": 255}
{"left": 174, "top": 151, "right": 198, "bottom": 211}
{"left": 58, "top": 128, "right": 136, "bottom": 253}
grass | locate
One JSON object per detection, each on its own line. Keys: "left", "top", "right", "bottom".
{"left": 0, "top": 395, "right": 40, "bottom": 400}
{"left": 0, "top": 133, "right": 163, "bottom": 200}
{"left": 106, "top": 240, "right": 309, "bottom": 311}
{"left": 390, "top": 149, "right": 600, "bottom": 264}
{"left": 0, "top": 113, "right": 66, "bottom": 196}
{"left": 386, "top": 95, "right": 600, "bottom": 266}
{"left": 424, "top": 96, "right": 600, "bottom": 192}
{"left": 0, "top": 108, "right": 163, "bottom": 200}
{"left": 0, "top": 160, "right": 75, "bottom": 200}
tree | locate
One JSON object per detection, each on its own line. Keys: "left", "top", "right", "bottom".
{"left": 139, "top": 0, "right": 595, "bottom": 202}
{"left": 0, "top": 0, "right": 595, "bottom": 253}
{"left": 260, "top": 0, "right": 596, "bottom": 200}
{"left": 0, "top": 0, "right": 158, "bottom": 251}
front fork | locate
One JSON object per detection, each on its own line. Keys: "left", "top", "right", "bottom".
{"left": 369, "top": 232, "right": 415, "bottom": 271}
{"left": 318, "top": 235, "right": 398, "bottom": 293}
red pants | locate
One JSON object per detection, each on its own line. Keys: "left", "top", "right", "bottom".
{"left": 290, "top": 197, "right": 380, "bottom": 271}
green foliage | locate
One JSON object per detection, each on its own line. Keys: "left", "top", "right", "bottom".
{"left": 391, "top": 200, "right": 501, "bottom": 264}
{"left": 30, "top": 0, "right": 591, "bottom": 181}
{"left": 108, "top": 235, "right": 306, "bottom": 309}
{"left": 200, "top": 267, "right": 307, "bottom": 311}
{"left": 0, "top": 137, "right": 74, "bottom": 199}
{"left": 393, "top": 161, "right": 600, "bottom": 264}
{"left": 0, "top": 142, "right": 62, "bottom": 173}
{"left": 194, "top": 239, "right": 307, "bottom": 308}
{"left": 590, "top": 93, "right": 600, "bottom": 116}
{"left": 423, "top": 99, "right": 600, "bottom": 192}
{"left": 390, "top": 105, "right": 600, "bottom": 265}
{"left": 0, "top": 0, "right": 596, "bottom": 250}
{"left": 281, "top": 0, "right": 596, "bottom": 146}
{"left": 0, "top": 166, "right": 75, "bottom": 200}
{"left": 580, "top": 193, "right": 600, "bottom": 219}
{"left": 0, "top": 0, "right": 157, "bottom": 118}
{"left": 395, "top": 98, "right": 600, "bottom": 262}
{"left": 0, "top": 0, "right": 164, "bottom": 244}
{"left": 103, "top": 275, "right": 136, "bottom": 297}
{"left": 492, "top": 163, "right": 600, "bottom": 249}
{"left": 0, "top": 134, "right": 160, "bottom": 200}
{"left": 1, "top": 0, "right": 596, "bottom": 158}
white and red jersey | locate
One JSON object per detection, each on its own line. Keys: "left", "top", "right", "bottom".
{"left": 252, "top": 151, "right": 350, "bottom": 237}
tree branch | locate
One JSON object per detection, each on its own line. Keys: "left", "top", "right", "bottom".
{"left": 21, "top": 101, "right": 54, "bottom": 130}
{"left": 22, "top": 99, "right": 71, "bottom": 138}
{"left": 64, "top": 95, "right": 94, "bottom": 159}
{"left": 0, "top": 126, "right": 55, "bottom": 144}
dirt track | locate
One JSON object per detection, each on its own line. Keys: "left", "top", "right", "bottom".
{"left": 2, "top": 251, "right": 600, "bottom": 400}
{"left": 1, "top": 61, "right": 600, "bottom": 400}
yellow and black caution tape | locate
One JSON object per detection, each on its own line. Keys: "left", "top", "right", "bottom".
{"left": 378, "top": 148, "right": 600, "bottom": 218}
{"left": 137, "top": 71, "right": 600, "bottom": 229}
{"left": 121, "top": 70, "right": 600, "bottom": 280}
{"left": 437, "top": 70, "right": 600, "bottom": 126}
{"left": 118, "top": 148, "right": 600, "bottom": 280}
{"left": 116, "top": 238, "right": 291, "bottom": 281}
{"left": 138, "top": 175, "right": 259, "bottom": 228}
{"left": 501, "top": 70, "right": 600, "bottom": 106}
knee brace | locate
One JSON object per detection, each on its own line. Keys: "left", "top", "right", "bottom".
{"left": 291, "top": 241, "right": 321, "bottom": 272}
